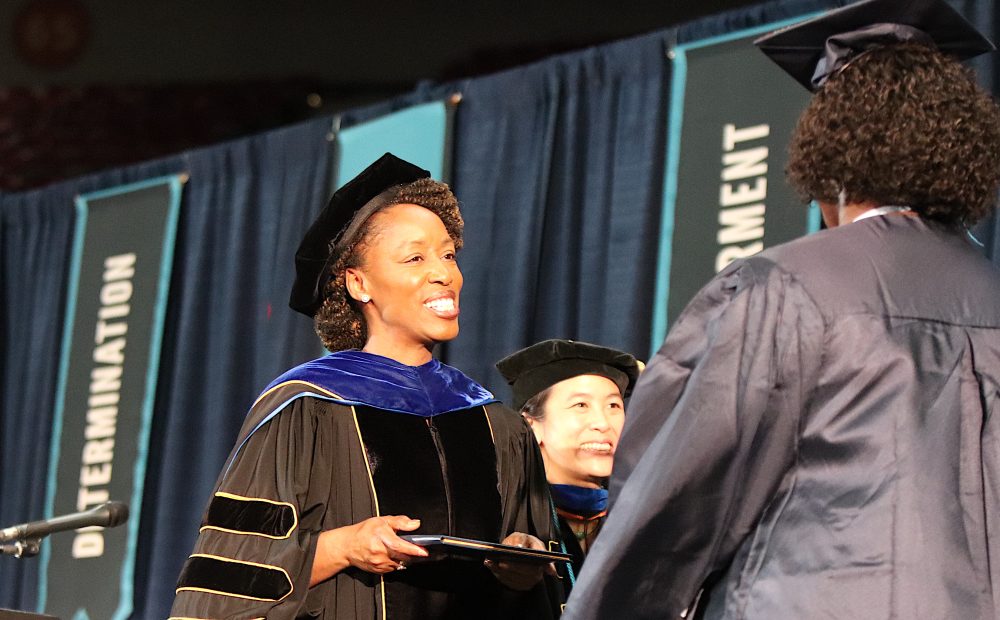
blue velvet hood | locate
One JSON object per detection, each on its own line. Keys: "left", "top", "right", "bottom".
{"left": 261, "top": 350, "right": 496, "bottom": 417}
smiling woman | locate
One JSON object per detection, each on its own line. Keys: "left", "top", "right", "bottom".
{"left": 311, "top": 174, "right": 466, "bottom": 356}
{"left": 496, "top": 339, "right": 641, "bottom": 610}
{"left": 342, "top": 202, "right": 464, "bottom": 365}
{"left": 170, "top": 154, "right": 559, "bottom": 620}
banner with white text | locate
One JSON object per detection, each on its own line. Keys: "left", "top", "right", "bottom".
{"left": 651, "top": 17, "right": 822, "bottom": 348}
{"left": 39, "top": 176, "right": 183, "bottom": 620}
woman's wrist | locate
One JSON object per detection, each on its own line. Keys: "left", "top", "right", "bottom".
{"left": 310, "top": 525, "right": 355, "bottom": 586}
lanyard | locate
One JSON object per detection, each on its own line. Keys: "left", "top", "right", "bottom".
{"left": 549, "top": 498, "right": 577, "bottom": 587}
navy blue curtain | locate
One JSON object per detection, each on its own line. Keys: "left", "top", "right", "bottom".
{"left": 446, "top": 31, "right": 669, "bottom": 394}
{"left": 0, "top": 155, "right": 186, "bottom": 607}
{"left": 2, "top": 0, "right": 999, "bottom": 616}
{"left": 133, "top": 118, "right": 334, "bottom": 615}
{"left": 0, "top": 118, "right": 333, "bottom": 615}
{"left": 446, "top": 0, "right": 862, "bottom": 394}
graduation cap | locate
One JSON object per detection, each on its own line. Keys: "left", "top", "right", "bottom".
{"left": 496, "top": 339, "right": 642, "bottom": 410}
{"left": 289, "top": 153, "right": 430, "bottom": 317}
{"left": 754, "top": 0, "right": 996, "bottom": 91}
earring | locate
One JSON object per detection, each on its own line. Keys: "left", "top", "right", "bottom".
{"left": 360, "top": 294, "right": 371, "bottom": 303}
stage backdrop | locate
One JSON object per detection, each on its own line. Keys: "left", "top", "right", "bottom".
{"left": 651, "top": 17, "right": 821, "bottom": 348}
{"left": 5, "top": 0, "right": 1000, "bottom": 617}
{"left": 40, "top": 177, "right": 183, "bottom": 620}
{"left": 333, "top": 99, "right": 453, "bottom": 187}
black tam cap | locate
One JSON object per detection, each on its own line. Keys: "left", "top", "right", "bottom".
{"left": 754, "top": 0, "right": 996, "bottom": 91}
{"left": 289, "top": 153, "right": 430, "bottom": 317}
{"left": 496, "top": 339, "right": 642, "bottom": 411}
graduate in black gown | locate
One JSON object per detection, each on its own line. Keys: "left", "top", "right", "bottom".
{"left": 564, "top": 1, "right": 1000, "bottom": 618}
{"left": 496, "top": 339, "right": 640, "bottom": 612}
{"left": 170, "top": 154, "right": 557, "bottom": 619}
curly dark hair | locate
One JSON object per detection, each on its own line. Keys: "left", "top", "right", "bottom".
{"left": 787, "top": 43, "right": 1000, "bottom": 226}
{"left": 314, "top": 178, "right": 464, "bottom": 351}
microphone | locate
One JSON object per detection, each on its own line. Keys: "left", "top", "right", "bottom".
{"left": 0, "top": 501, "right": 129, "bottom": 543}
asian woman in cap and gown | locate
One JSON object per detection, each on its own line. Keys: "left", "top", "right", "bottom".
{"left": 563, "top": 0, "right": 1000, "bottom": 618}
{"left": 170, "top": 154, "right": 557, "bottom": 620}
{"left": 495, "top": 340, "right": 641, "bottom": 612}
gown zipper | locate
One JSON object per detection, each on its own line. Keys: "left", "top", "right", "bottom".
{"left": 425, "top": 416, "right": 453, "bottom": 534}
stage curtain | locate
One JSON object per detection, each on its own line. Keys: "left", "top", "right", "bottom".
{"left": 2, "top": 0, "right": 1000, "bottom": 616}
{"left": 131, "top": 117, "right": 334, "bottom": 616}
{"left": 444, "top": 30, "right": 669, "bottom": 392}
{"left": 0, "top": 156, "right": 185, "bottom": 609}
{"left": 445, "top": 0, "right": 857, "bottom": 393}
{"left": 0, "top": 118, "right": 332, "bottom": 615}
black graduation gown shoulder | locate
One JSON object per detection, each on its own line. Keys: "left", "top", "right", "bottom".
{"left": 170, "top": 380, "right": 556, "bottom": 619}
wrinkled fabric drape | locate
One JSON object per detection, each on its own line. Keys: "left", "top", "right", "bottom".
{"left": 0, "top": 118, "right": 333, "bottom": 616}
{"left": 446, "top": 29, "right": 668, "bottom": 394}
{"left": 3, "top": 0, "right": 1000, "bottom": 616}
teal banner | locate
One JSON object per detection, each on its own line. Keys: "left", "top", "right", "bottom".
{"left": 651, "top": 16, "right": 822, "bottom": 350}
{"left": 39, "top": 176, "right": 183, "bottom": 620}
{"left": 334, "top": 99, "right": 451, "bottom": 187}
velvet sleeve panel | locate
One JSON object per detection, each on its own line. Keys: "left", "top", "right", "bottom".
{"left": 170, "top": 395, "right": 377, "bottom": 620}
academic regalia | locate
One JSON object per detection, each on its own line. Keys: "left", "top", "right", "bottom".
{"left": 755, "top": 0, "right": 995, "bottom": 91}
{"left": 170, "top": 350, "right": 557, "bottom": 620}
{"left": 495, "top": 340, "right": 641, "bottom": 413}
{"left": 537, "top": 477, "right": 612, "bottom": 616}
{"left": 564, "top": 215, "right": 1000, "bottom": 619}
{"left": 495, "top": 340, "right": 640, "bottom": 616}
{"left": 547, "top": 485, "right": 607, "bottom": 594}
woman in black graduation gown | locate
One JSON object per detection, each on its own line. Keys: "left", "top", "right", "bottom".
{"left": 170, "top": 154, "right": 556, "bottom": 619}
{"left": 495, "top": 339, "right": 640, "bottom": 610}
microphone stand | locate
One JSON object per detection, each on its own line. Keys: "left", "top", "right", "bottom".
{"left": 0, "top": 537, "right": 41, "bottom": 559}
{"left": 0, "top": 501, "right": 128, "bottom": 562}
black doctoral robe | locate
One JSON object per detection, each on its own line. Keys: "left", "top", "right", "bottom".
{"left": 546, "top": 495, "right": 607, "bottom": 613}
{"left": 564, "top": 215, "right": 1000, "bottom": 619}
{"left": 170, "top": 351, "right": 557, "bottom": 619}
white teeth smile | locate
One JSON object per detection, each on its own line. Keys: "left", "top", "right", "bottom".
{"left": 424, "top": 298, "right": 455, "bottom": 312}
{"left": 580, "top": 442, "right": 613, "bottom": 453}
